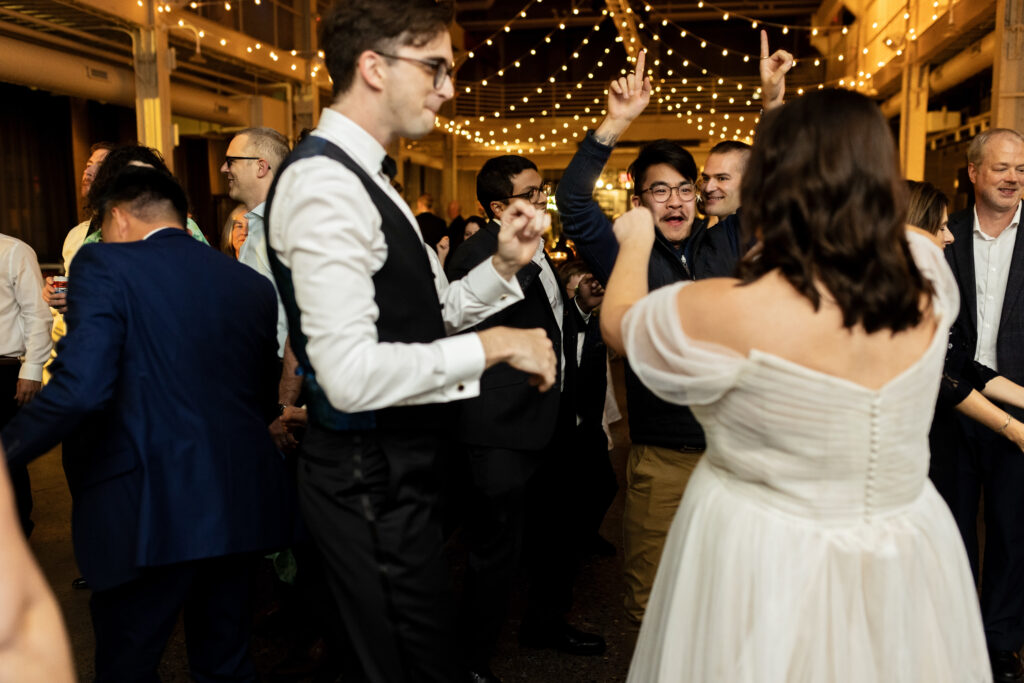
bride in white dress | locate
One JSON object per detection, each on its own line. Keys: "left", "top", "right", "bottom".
{"left": 601, "top": 88, "right": 991, "bottom": 683}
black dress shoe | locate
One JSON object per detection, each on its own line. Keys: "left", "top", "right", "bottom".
{"left": 71, "top": 576, "right": 89, "bottom": 590}
{"left": 467, "top": 666, "right": 502, "bottom": 683}
{"left": 519, "top": 620, "right": 606, "bottom": 656}
{"left": 991, "top": 649, "right": 1024, "bottom": 682}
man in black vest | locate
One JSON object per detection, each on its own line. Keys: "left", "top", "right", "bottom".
{"left": 265, "top": 3, "right": 556, "bottom": 682}
{"left": 446, "top": 155, "right": 606, "bottom": 683}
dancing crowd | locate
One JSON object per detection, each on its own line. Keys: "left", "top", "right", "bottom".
{"left": 1, "top": 1, "right": 1023, "bottom": 682}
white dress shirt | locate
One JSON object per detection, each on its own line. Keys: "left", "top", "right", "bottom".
{"left": 973, "top": 202, "right": 1022, "bottom": 370}
{"left": 268, "top": 108, "right": 524, "bottom": 413}
{"left": 238, "top": 202, "right": 288, "bottom": 357}
{"left": 531, "top": 239, "right": 566, "bottom": 388}
{"left": 0, "top": 234, "right": 54, "bottom": 381}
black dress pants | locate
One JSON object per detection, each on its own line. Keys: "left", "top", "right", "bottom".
{"left": 953, "top": 415, "right": 1024, "bottom": 651}
{"left": 567, "top": 421, "right": 618, "bottom": 545}
{"left": 297, "top": 425, "right": 460, "bottom": 683}
{"left": 89, "top": 554, "right": 256, "bottom": 683}
{"left": 0, "top": 361, "right": 32, "bottom": 537}
{"left": 460, "top": 426, "right": 579, "bottom": 667}
{"left": 459, "top": 445, "right": 542, "bottom": 666}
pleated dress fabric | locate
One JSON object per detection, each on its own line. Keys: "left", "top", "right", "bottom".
{"left": 623, "top": 233, "right": 991, "bottom": 683}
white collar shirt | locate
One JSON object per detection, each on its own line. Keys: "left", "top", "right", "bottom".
{"left": 267, "top": 108, "right": 523, "bottom": 413}
{"left": 238, "top": 202, "right": 288, "bottom": 357}
{"left": 529, "top": 238, "right": 566, "bottom": 389}
{"left": 0, "top": 234, "right": 53, "bottom": 381}
{"left": 972, "top": 202, "right": 1022, "bottom": 370}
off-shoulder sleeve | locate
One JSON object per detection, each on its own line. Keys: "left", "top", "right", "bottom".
{"left": 620, "top": 282, "right": 744, "bottom": 407}
{"left": 906, "top": 230, "right": 961, "bottom": 327}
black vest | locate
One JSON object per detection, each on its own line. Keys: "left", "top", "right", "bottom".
{"left": 265, "top": 134, "right": 447, "bottom": 431}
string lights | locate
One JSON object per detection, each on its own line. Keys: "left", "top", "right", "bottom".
{"left": 168, "top": 0, "right": 949, "bottom": 154}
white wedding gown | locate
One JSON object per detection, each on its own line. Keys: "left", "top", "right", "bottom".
{"left": 623, "top": 233, "right": 991, "bottom": 683}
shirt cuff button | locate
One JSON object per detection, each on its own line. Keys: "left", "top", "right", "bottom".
{"left": 457, "top": 383, "right": 465, "bottom": 391}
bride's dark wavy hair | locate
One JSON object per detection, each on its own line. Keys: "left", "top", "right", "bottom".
{"left": 737, "top": 88, "right": 932, "bottom": 333}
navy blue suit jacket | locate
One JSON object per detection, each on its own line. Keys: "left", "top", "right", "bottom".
{"left": 2, "top": 228, "right": 292, "bottom": 590}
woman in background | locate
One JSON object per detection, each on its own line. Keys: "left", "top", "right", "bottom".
{"left": 220, "top": 205, "right": 249, "bottom": 259}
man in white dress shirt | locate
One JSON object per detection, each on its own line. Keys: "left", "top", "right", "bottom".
{"left": 943, "top": 127, "right": 1024, "bottom": 682}
{"left": 220, "top": 127, "right": 306, "bottom": 451}
{"left": 265, "top": 2, "right": 555, "bottom": 681}
{"left": 0, "top": 231, "right": 53, "bottom": 536}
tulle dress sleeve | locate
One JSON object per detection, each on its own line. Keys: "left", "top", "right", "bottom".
{"left": 620, "top": 281, "right": 745, "bottom": 407}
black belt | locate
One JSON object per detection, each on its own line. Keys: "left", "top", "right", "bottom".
{"left": 0, "top": 357, "right": 21, "bottom": 367}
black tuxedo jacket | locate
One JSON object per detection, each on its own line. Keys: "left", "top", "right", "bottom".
{"left": 446, "top": 220, "right": 577, "bottom": 450}
{"left": 945, "top": 201, "right": 1024, "bottom": 419}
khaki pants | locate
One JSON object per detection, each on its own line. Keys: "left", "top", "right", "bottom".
{"left": 622, "top": 444, "right": 702, "bottom": 624}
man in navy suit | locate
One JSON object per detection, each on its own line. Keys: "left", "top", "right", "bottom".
{"left": 2, "top": 166, "right": 291, "bottom": 682}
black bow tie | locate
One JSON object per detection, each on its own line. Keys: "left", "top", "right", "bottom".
{"left": 381, "top": 155, "right": 398, "bottom": 181}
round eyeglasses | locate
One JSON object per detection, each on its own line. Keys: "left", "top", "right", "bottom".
{"left": 640, "top": 182, "right": 696, "bottom": 203}
{"left": 374, "top": 51, "right": 455, "bottom": 91}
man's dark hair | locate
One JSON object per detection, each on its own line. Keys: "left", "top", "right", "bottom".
{"left": 320, "top": 0, "right": 454, "bottom": 98}
{"left": 708, "top": 140, "right": 751, "bottom": 157}
{"left": 558, "top": 259, "right": 590, "bottom": 284}
{"left": 90, "top": 141, "right": 117, "bottom": 155}
{"left": 737, "top": 88, "right": 931, "bottom": 334}
{"left": 628, "top": 140, "right": 698, "bottom": 195}
{"left": 93, "top": 166, "right": 189, "bottom": 230}
{"left": 86, "top": 145, "right": 184, "bottom": 232}
{"left": 476, "top": 155, "right": 538, "bottom": 219}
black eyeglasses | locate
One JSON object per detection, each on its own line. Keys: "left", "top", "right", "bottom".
{"left": 374, "top": 51, "right": 455, "bottom": 90}
{"left": 224, "top": 156, "right": 262, "bottom": 169}
{"left": 640, "top": 182, "right": 696, "bottom": 203}
{"left": 506, "top": 184, "right": 552, "bottom": 203}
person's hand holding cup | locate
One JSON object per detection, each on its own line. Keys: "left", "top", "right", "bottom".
{"left": 42, "top": 276, "right": 68, "bottom": 314}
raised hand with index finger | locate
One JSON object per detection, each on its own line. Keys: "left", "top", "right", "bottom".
{"left": 759, "top": 29, "right": 794, "bottom": 111}
{"left": 607, "top": 49, "right": 652, "bottom": 125}
{"left": 594, "top": 49, "right": 653, "bottom": 146}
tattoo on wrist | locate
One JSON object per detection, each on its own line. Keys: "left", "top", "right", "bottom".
{"left": 593, "top": 130, "right": 620, "bottom": 147}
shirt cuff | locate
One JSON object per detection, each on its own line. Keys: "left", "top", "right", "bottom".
{"left": 464, "top": 256, "right": 525, "bottom": 304}
{"left": 18, "top": 362, "right": 43, "bottom": 382}
{"left": 437, "top": 332, "right": 486, "bottom": 397}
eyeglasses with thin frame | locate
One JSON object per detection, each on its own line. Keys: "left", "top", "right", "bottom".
{"left": 374, "top": 51, "right": 455, "bottom": 90}
{"left": 640, "top": 182, "right": 696, "bottom": 203}
{"left": 506, "top": 184, "right": 552, "bottom": 203}
{"left": 224, "top": 156, "right": 263, "bottom": 169}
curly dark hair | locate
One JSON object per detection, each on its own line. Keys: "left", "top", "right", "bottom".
{"left": 737, "top": 89, "right": 932, "bottom": 334}
{"left": 320, "top": 0, "right": 454, "bottom": 98}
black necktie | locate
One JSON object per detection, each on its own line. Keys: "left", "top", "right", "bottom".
{"left": 381, "top": 155, "right": 397, "bottom": 181}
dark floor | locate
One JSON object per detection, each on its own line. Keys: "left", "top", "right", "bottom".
{"left": 28, "top": 359, "right": 639, "bottom": 682}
